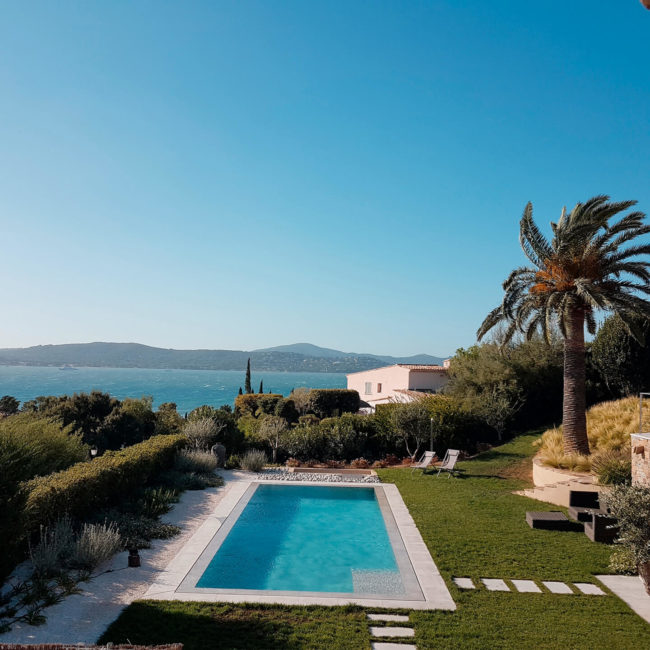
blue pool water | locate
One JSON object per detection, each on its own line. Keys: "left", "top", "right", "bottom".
{"left": 196, "top": 485, "right": 403, "bottom": 593}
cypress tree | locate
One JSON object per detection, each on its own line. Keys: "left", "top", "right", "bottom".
{"left": 244, "top": 358, "right": 252, "bottom": 394}
{"left": 259, "top": 379, "right": 264, "bottom": 394}
{"left": 238, "top": 386, "right": 243, "bottom": 395}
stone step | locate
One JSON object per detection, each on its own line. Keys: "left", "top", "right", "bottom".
{"left": 369, "top": 626, "right": 415, "bottom": 638}
{"left": 542, "top": 581, "right": 574, "bottom": 594}
{"left": 453, "top": 577, "right": 475, "bottom": 589}
{"left": 367, "top": 613, "right": 410, "bottom": 622}
{"left": 574, "top": 582, "right": 605, "bottom": 595}
{"left": 481, "top": 578, "right": 510, "bottom": 591}
{"left": 371, "top": 643, "right": 417, "bottom": 650}
{"left": 511, "top": 579, "right": 541, "bottom": 593}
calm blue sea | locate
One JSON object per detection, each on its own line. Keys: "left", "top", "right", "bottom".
{"left": 0, "top": 366, "right": 346, "bottom": 413}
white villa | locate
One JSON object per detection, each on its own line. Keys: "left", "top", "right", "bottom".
{"left": 347, "top": 361, "right": 450, "bottom": 412}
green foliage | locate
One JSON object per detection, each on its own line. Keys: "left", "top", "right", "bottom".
{"left": 188, "top": 405, "right": 243, "bottom": 453}
{"left": 183, "top": 417, "right": 225, "bottom": 450}
{"left": 446, "top": 340, "right": 563, "bottom": 434}
{"left": 590, "top": 450, "right": 632, "bottom": 485}
{"left": 244, "top": 358, "right": 252, "bottom": 394}
{"left": 21, "top": 434, "right": 185, "bottom": 535}
{"left": 0, "top": 395, "right": 19, "bottom": 414}
{"left": 0, "top": 413, "right": 88, "bottom": 482}
{"left": 155, "top": 402, "right": 184, "bottom": 436}
{"left": 305, "top": 389, "right": 360, "bottom": 418}
{"left": 592, "top": 313, "right": 650, "bottom": 398}
{"left": 224, "top": 454, "right": 241, "bottom": 469}
{"left": 282, "top": 425, "right": 329, "bottom": 461}
{"left": 609, "top": 547, "right": 637, "bottom": 576}
{"left": 603, "top": 484, "right": 650, "bottom": 565}
{"left": 234, "top": 393, "right": 284, "bottom": 418}
{"left": 101, "top": 511, "right": 180, "bottom": 550}
{"left": 174, "top": 449, "right": 219, "bottom": 475}
{"left": 70, "top": 521, "right": 122, "bottom": 571}
{"left": 136, "top": 486, "right": 179, "bottom": 519}
{"left": 241, "top": 449, "right": 267, "bottom": 472}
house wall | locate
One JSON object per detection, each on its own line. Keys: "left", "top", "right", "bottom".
{"left": 631, "top": 433, "right": 650, "bottom": 487}
{"left": 347, "top": 366, "right": 411, "bottom": 405}
{"left": 408, "top": 371, "right": 448, "bottom": 392}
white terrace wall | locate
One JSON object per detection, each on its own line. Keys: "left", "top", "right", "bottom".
{"left": 631, "top": 433, "right": 650, "bottom": 487}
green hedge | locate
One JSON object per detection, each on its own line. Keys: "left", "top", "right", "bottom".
{"left": 306, "top": 389, "right": 360, "bottom": 418}
{"left": 234, "top": 394, "right": 284, "bottom": 418}
{"left": 21, "top": 434, "right": 185, "bottom": 533}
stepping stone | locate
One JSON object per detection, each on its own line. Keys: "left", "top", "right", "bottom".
{"left": 369, "top": 626, "right": 415, "bottom": 638}
{"left": 526, "top": 511, "right": 581, "bottom": 531}
{"left": 512, "top": 579, "right": 542, "bottom": 593}
{"left": 367, "top": 614, "right": 410, "bottom": 622}
{"left": 542, "top": 581, "right": 574, "bottom": 594}
{"left": 574, "top": 582, "right": 606, "bottom": 595}
{"left": 371, "top": 644, "right": 417, "bottom": 650}
{"left": 481, "top": 578, "right": 510, "bottom": 591}
{"left": 453, "top": 577, "right": 475, "bottom": 589}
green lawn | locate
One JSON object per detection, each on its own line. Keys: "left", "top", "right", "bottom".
{"left": 100, "top": 432, "right": 650, "bottom": 649}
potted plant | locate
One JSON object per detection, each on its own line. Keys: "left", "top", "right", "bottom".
{"left": 603, "top": 484, "right": 650, "bottom": 594}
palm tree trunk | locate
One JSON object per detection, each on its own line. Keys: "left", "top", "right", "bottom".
{"left": 562, "top": 307, "right": 590, "bottom": 455}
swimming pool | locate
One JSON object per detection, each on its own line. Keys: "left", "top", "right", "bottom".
{"left": 179, "top": 483, "right": 423, "bottom": 599}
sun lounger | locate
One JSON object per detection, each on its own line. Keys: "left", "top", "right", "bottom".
{"left": 411, "top": 450, "right": 436, "bottom": 473}
{"left": 437, "top": 449, "right": 460, "bottom": 477}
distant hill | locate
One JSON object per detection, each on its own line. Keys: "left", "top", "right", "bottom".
{"left": 0, "top": 342, "right": 448, "bottom": 374}
{"left": 255, "top": 343, "right": 445, "bottom": 365}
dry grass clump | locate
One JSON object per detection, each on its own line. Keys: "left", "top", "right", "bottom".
{"left": 537, "top": 396, "right": 643, "bottom": 471}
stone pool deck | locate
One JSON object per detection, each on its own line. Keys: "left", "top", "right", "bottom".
{"left": 144, "top": 472, "right": 456, "bottom": 611}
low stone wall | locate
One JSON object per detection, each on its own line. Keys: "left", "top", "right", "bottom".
{"left": 631, "top": 433, "right": 650, "bottom": 487}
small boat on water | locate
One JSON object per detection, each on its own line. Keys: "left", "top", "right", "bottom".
{"left": 59, "top": 364, "right": 78, "bottom": 371}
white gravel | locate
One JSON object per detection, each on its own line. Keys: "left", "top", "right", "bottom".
{"left": 257, "top": 468, "right": 380, "bottom": 483}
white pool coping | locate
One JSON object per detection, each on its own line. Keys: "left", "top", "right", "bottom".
{"left": 144, "top": 473, "right": 456, "bottom": 610}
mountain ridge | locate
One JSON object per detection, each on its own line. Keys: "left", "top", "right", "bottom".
{"left": 0, "top": 342, "right": 447, "bottom": 374}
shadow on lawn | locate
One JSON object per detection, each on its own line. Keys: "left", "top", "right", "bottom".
{"left": 100, "top": 601, "right": 364, "bottom": 650}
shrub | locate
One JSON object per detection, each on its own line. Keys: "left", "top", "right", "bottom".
{"left": 591, "top": 450, "right": 632, "bottom": 485}
{"left": 285, "top": 457, "right": 301, "bottom": 467}
{"left": 71, "top": 521, "right": 122, "bottom": 571}
{"left": 372, "top": 460, "right": 388, "bottom": 468}
{"left": 0, "top": 395, "right": 19, "bottom": 414}
{"left": 225, "top": 454, "right": 241, "bottom": 469}
{"left": 100, "top": 511, "right": 180, "bottom": 550}
{"left": 183, "top": 417, "right": 224, "bottom": 451}
{"left": 175, "top": 449, "right": 219, "bottom": 474}
{"left": 29, "top": 517, "right": 76, "bottom": 578}
{"left": 306, "top": 389, "right": 360, "bottom": 418}
{"left": 283, "top": 425, "right": 329, "bottom": 461}
{"left": 234, "top": 394, "right": 283, "bottom": 418}
{"left": 241, "top": 449, "right": 267, "bottom": 472}
{"left": 0, "top": 414, "right": 88, "bottom": 481}
{"left": 350, "top": 458, "right": 370, "bottom": 469}
{"left": 603, "top": 484, "right": 650, "bottom": 566}
{"left": 538, "top": 397, "right": 637, "bottom": 471}
{"left": 609, "top": 547, "right": 637, "bottom": 576}
{"left": 137, "top": 486, "right": 179, "bottom": 519}
{"left": 21, "top": 434, "right": 185, "bottom": 535}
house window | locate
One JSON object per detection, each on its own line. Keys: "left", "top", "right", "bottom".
{"left": 377, "top": 383, "right": 382, "bottom": 393}
{"left": 365, "top": 382, "right": 372, "bottom": 395}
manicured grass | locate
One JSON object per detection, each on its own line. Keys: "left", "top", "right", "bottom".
{"left": 100, "top": 431, "right": 650, "bottom": 649}
{"left": 99, "top": 601, "right": 369, "bottom": 650}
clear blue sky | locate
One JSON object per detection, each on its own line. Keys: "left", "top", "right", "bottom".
{"left": 1, "top": 1, "right": 649, "bottom": 357}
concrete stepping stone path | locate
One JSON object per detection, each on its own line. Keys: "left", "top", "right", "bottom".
{"left": 367, "top": 613, "right": 410, "bottom": 622}
{"left": 371, "top": 644, "right": 417, "bottom": 650}
{"left": 369, "top": 626, "right": 415, "bottom": 638}
{"left": 453, "top": 577, "right": 475, "bottom": 589}
{"left": 574, "top": 582, "right": 605, "bottom": 595}
{"left": 481, "top": 578, "right": 510, "bottom": 591}
{"left": 542, "top": 581, "right": 574, "bottom": 594}
{"left": 512, "top": 579, "right": 542, "bottom": 593}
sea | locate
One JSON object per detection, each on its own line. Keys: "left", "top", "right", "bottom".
{"left": 0, "top": 366, "right": 347, "bottom": 414}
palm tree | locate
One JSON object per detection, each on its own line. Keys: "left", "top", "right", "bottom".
{"left": 478, "top": 196, "right": 650, "bottom": 455}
